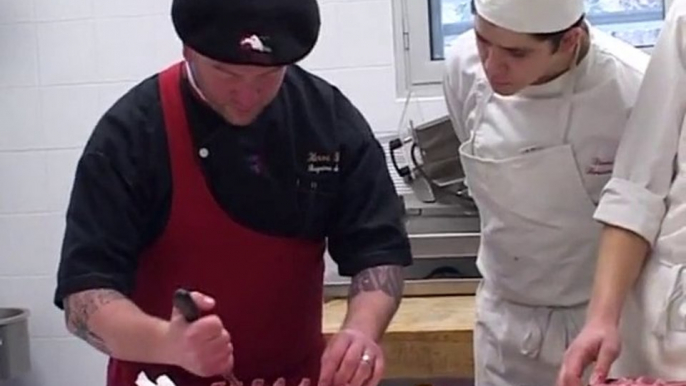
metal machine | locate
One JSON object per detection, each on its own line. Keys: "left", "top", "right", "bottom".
{"left": 388, "top": 115, "right": 473, "bottom": 208}
{"left": 399, "top": 193, "right": 481, "bottom": 296}
{"left": 324, "top": 115, "right": 482, "bottom": 299}
{"left": 390, "top": 115, "right": 481, "bottom": 296}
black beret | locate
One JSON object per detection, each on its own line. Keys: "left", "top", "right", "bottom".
{"left": 171, "top": 0, "right": 321, "bottom": 66}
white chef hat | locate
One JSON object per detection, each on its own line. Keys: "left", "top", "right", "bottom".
{"left": 473, "top": 0, "right": 585, "bottom": 33}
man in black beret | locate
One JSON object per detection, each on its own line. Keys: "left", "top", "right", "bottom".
{"left": 52, "top": 1, "right": 412, "bottom": 386}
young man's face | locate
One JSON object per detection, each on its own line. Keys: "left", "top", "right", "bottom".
{"left": 183, "top": 47, "right": 287, "bottom": 126}
{"left": 474, "top": 15, "right": 578, "bottom": 96}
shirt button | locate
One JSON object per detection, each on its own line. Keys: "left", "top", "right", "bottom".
{"left": 199, "top": 148, "right": 209, "bottom": 158}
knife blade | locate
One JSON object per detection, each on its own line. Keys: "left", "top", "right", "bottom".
{"left": 173, "top": 288, "right": 243, "bottom": 386}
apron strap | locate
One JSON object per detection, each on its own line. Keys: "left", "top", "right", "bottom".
{"left": 559, "top": 41, "right": 583, "bottom": 143}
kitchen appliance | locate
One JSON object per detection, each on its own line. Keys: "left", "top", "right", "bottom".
{"left": 397, "top": 192, "right": 481, "bottom": 296}
{"left": 388, "top": 115, "right": 474, "bottom": 208}
{"left": 323, "top": 193, "right": 481, "bottom": 298}
{"left": 0, "top": 308, "right": 30, "bottom": 381}
{"left": 323, "top": 115, "right": 482, "bottom": 299}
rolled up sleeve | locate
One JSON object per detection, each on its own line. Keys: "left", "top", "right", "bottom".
{"left": 594, "top": 8, "right": 686, "bottom": 246}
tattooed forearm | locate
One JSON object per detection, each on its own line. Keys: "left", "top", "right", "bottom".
{"left": 350, "top": 265, "right": 404, "bottom": 302}
{"left": 64, "top": 289, "right": 126, "bottom": 355}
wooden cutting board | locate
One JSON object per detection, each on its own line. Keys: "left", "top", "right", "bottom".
{"left": 322, "top": 296, "right": 476, "bottom": 379}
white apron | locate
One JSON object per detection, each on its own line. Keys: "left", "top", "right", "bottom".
{"left": 610, "top": 119, "right": 686, "bottom": 379}
{"left": 460, "top": 55, "right": 601, "bottom": 386}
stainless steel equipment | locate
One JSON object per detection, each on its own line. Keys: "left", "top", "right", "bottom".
{"left": 399, "top": 192, "right": 481, "bottom": 296}
{"left": 322, "top": 192, "right": 481, "bottom": 298}
{"left": 323, "top": 115, "right": 482, "bottom": 299}
{"left": 0, "top": 308, "right": 30, "bottom": 381}
{"left": 388, "top": 115, "right": 474, "bottom": 207}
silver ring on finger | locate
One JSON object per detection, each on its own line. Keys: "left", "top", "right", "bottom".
{"left": 361, "top": 352, "right": 373, "bottom": 364}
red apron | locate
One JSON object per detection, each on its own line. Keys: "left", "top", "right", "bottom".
{"left": 106, "top": 63, "right": 326, "bottom": 386}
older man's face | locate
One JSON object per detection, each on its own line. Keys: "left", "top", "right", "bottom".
{"left": 183, "top": 47, "right": 287, "bottom": 126}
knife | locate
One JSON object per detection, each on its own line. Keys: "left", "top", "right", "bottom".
{"left": 173, "top": 288, "right": 243, "bottom": 386}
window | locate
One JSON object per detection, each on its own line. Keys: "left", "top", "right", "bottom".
{"left": 395, "top": 0, "right": 673, "bottom": 93}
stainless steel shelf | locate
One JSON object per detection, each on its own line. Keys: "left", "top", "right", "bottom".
{"left": 324, "top": 278, "right": 481, "bottom": 300}
{"left": 409, "top": 232, "right": 480, "bottom": 259}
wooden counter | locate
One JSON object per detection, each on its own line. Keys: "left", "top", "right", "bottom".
{"left": 323, "top": 296, "right": 476, "bottom": 379}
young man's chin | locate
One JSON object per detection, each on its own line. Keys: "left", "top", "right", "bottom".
{"left": 491, "top": 83, "right": 518, "bottom": 96}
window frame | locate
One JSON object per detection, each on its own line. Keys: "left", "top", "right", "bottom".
{"left": 393, "top": 0, "right": 676, "bottom": 96}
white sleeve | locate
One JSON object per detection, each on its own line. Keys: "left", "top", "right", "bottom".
{"left": 442, "top": 55, "right": 470, "bottom": 144}
{"left": 593, "top": 6, "right": 686, "bottom": 246}
{"left": 442, "top": 48, "right": 474, "bottom": 195}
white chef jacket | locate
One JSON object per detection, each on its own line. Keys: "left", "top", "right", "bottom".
{"left": 592, "top": 0, "right": 686, "bottom": 379}
{"left": 593, "top": 5, "right": 686, "bottom": 244}
{"left": 444, "top": 25, "right": 649, "bottom": 205}
{"left": 442, "top": 23, "right": 650, "bottom": 386}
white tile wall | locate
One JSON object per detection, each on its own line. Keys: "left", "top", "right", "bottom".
{"left": 93, "top": 0, "right": 170, "bottom": 18}
{"left": 0, "top": 214, "right": 63, "bottom": 277}
{"left": 36, "top": 20, "right": 99, "bottom": 85}
{"left": 97, "top": 81, "right": 139, "bottom": 113}
{"left": 0, "top": 151, "right": 49, "bottom": 214}
{"left": 0, "top": 87, "right": 43, "bottom": 150}
{"left": 94, "top": 16, "right": 170, "bottom": 82}
{"left": 0, "top": 0, "right": 448, "bottom": 384}
{"left": 45, "top": 149, "right": 82, "bottom": 212}
{"left": 34, "top": 0, "right": 93, "bottom": 22}
{"left": 0, "top": 24, "right": 39, "bottom": 87}
{"left": 0, "top": 0, "right": 33, "bottom": 24}
{"left": 41, "top": 85, "right": 101, "bottom": 149}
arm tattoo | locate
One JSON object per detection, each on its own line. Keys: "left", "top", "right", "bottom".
{"left": 349, "top": 265, "right": 404, "bottom": 302}
{"left": 64, "top": 289, "right": 126, "bottom": 355}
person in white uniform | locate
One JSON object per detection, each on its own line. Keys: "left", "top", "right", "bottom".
{"left": 442, "top": 1, "right": 648, "bottom": 385}
{"left": 558, "top": 1, "right": 686, "bottom": 384}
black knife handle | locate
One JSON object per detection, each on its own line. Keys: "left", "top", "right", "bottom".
{"left": 173, "top": 288, "right": 200, "bottom": 322}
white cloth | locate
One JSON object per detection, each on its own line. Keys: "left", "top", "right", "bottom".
{"left": 474, "top": 0, "right": 585, "bottom": 33}
{"left": 593, "top": 0, "right": 686, "bottom": 379}
{"left": 136, "top": 372, "right": 177, "bottom": 386}
{"left": 443, "top": 26, "right": 647, "bottom": 386}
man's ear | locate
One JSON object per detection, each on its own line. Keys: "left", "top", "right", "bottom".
{"left": 560, "top": 28, "right": 582, "bottom": 54}
{"left": 182, "top": 45, "right": 193, "bottom": 61}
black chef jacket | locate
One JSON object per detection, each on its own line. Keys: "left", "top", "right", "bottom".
{"left": 54, "top": 64, "right": 412, "bottom": 307}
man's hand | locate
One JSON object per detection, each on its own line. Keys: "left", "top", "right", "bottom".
{"left": 318, "top": 328, "right": 384, "bottom": 386}
{"left": 557, "top": 321, "right": 622, "bottom": 386}
{"left": 165, "top": 292, "right": 235, "bottom": 378}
